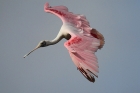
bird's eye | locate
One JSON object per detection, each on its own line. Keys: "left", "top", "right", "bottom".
{"left": 41, "top": 41, "right": 45, "bottom": 44}
{"left": 40, "top": 41, "right": 47, "bottom": 47}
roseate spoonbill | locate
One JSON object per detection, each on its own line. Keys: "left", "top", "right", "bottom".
{"left": 24, "top": 2, "right": 105, "bottom": 83}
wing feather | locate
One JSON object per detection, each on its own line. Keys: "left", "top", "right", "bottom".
{"left": 64, "top": 35, "right": 100, "bottom": 82}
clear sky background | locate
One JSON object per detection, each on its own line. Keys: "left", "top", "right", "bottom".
{"left": 1, "top": 0, "right": 140, "bottom": 93}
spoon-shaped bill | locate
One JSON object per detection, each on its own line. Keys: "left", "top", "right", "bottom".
{"left": 23, "top": 47, "right": 39, "bottom": 58}
{"left": 24, "top": 42, "right": 42, "bottom": 58}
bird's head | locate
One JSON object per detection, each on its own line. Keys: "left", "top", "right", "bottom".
{"left": 23, "top": 40, "right": 50, "bottom": 58}
{"left": 37, "top": 40, "right": 49, "bottom": 47}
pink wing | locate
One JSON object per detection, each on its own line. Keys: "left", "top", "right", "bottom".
{"left": 64, "top": 35, "right": 100, "bottom": 82}
{"left": 44, "top": 3, "right": 92, "bottom": 33}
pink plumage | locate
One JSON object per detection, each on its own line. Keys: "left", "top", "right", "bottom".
{"left": 64, "top": 35, "right": 100, "bottom": 82}
{"left": 24, "top": 2, "right": 105, "bottom": 83}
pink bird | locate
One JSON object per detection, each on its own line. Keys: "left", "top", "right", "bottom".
{"left": 24, "top": 2, "right": 105, "bottom": 83}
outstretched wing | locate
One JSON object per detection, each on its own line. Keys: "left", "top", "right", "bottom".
{"left": 44, "top": 3, "right": 92, "bottom": 33}
{"left": 64, "top": 35, "right": 100, "bottom": 82}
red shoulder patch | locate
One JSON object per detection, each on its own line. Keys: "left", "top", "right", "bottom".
{"left": 67, "top": 37, "right": 82, "bottom": 46}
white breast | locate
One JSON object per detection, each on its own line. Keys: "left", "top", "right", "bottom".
{"left": 60, "top": 23, "right": 82, "bottom": 37}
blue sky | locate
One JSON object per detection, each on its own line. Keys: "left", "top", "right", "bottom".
{"left": 1, "top": 0, "right": 140, "bottom": 93}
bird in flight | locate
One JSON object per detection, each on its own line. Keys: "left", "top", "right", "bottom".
{"left": 24, "top": 2, "right": 105, "bottom": 83}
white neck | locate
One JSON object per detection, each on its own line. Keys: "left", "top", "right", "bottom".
{"left": 48, "top": 31, "right": 64, "bottom": 45}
